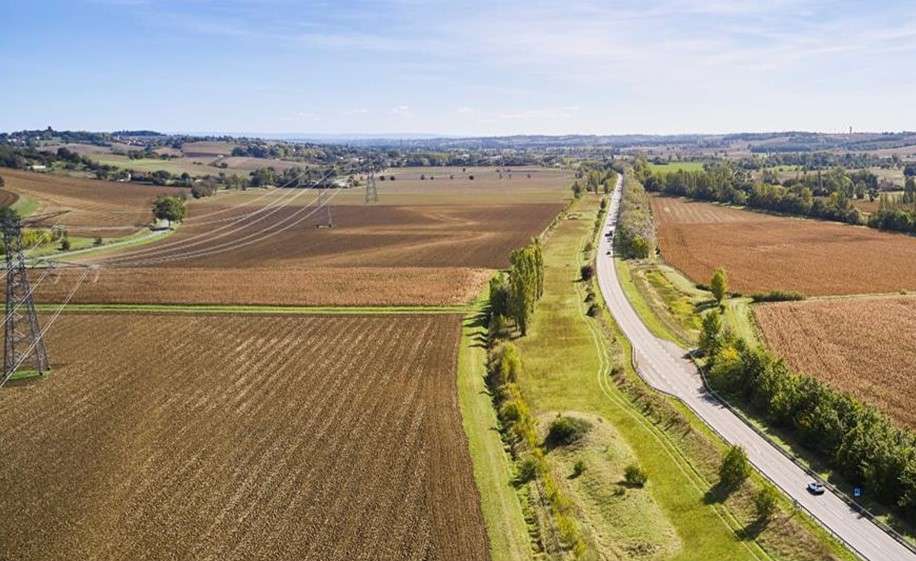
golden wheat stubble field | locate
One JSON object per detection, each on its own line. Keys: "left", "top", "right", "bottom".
{"left": 650, "top": 195, "right": 916, "bottom": 296}
{"left": 754, "top": 296, "right": 916, "bottom": 430}
{"left": 0, "top": 313, "right": 488, "bottom": 561}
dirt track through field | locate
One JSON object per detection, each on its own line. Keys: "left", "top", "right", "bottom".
{"left": 0, "top": 313, "right": 488, "bottom": 561}
{"left": 651, "top": 195, "right": 916, "bottom": 296}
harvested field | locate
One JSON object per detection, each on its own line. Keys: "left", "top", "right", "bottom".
{"left": 180, "top": 141, "right": 240, "bottom": 157}
{"left": 0, "top": 312, "right": 488, "bottom": 561}
{"left": 40, "top": 266, "right": 490, "bottom": 306}
{"left": 90, "top": 153, "right": 232, "bottom": 178}
{"left": 43, "top": 188, "right": 566, "bottom": 305}
{"left": 0, "top": 168, "right": 185, "bottom": 236}
{"left": 0, "top": 189, "right": 19, "bottom": 207}
{"left": 651, "top": 195, "right": 916, "bottom": 296}
{"left": 755, "top": 296, "right": 916, "bottom": 429}
{"left": 145, "top": 203, "right": 563, "bottom": 269}
{"left": 218, "top": 156, "right": 304, "bottom": 172}
{"left": 333, "top": 166, "right": 573, "bottom": 205}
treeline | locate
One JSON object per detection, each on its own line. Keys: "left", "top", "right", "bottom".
{"left": 485, "top": 238, "right": 588, "bottom": 556}
{"left": 615, "top": 174, "right": 656, "bottom": 259}
{"left": 635, "top": 159, "right": 916, "bottom": 234}
{"left": 0, "top": 144, "right": 115, "bottom": 176}
{"left": 734, "top": 152, "right": 897, "bottom": 171}
{"left": 699, "top": 313, "right": 916, "bottom": 520}
{"left": 488, "top": 239, "right": 544, "bottom": 336}
{"left": 869, "top": 177, "right": 916, "bottom": 233}
{"left": 571, "top": 164, "right": 617, "bottom": 198}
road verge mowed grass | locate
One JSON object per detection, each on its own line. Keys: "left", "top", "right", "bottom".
{"left": 458, "top": 299, "right": 533, "bottom": 561}
{"left": 515, "top": 198, "right": 763, "bottom": 560}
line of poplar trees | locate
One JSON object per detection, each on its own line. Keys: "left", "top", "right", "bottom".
{"left": 488, "top": 239, "right": 544, "bottom": 335}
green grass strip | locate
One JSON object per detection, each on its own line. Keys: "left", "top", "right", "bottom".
{"left": 457, "top": 297, "right": 534, "bottom": 561}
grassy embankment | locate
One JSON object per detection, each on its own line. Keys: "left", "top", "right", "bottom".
{"left": 615, "top": 257, "right": 760, "bottom": 349}
{"left": 492, "top": 195, "right": 771, "bottom": 560}
{"left": 458, "top": 295, "right": 534, "bottom": 561}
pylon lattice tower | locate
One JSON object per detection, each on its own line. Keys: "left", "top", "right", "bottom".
{"left": 365, "top": 171, "right": 378, "bottom": 204}
{"left": 2, "top": 212, "right": 49, "bottom": 378}
{"left": 320, "top": 188, "right": 334, "bottom": 228}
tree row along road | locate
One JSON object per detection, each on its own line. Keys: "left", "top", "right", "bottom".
{"left": 597, "top": 174, "right": 916, "bottom": 561}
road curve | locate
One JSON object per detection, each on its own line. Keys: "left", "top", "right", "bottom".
{"left": 597, "top": 174, "right": 916, "bottom": 561}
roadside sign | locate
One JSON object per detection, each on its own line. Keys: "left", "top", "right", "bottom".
{"left": 854, "top": 486, "right": 862, "bottom": 498}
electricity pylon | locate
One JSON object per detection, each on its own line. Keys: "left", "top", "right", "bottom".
{"left": 365, "top": 171, "right": 378, "bottom": 204}
{"left": 1, "top": 210, "right": 49, "bottom": 378}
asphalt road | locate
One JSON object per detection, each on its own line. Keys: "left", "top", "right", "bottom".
{"left": 596, "top": 174, "right": 915, "bottom": 561}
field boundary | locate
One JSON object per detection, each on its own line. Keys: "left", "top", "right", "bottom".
{"left": 37, "top": 303, "right": 471, "bottom": 315}
{"left": 690, "top": 354, "right": 916, "bottom": 556}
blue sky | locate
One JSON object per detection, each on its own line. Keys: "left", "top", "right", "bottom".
{"left": 2, "top": 0, "right": 915, "bottom": 135}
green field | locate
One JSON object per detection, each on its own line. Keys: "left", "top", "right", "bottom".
{"left": 91, "top": 154, "right": 240, "bottom": 178}
{"left": 648, "top": 161, "right": 705, "bottom": 174}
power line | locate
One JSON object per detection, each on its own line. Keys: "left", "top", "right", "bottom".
{"left": 99, "top": 168, "right": 335, "bottom": 266}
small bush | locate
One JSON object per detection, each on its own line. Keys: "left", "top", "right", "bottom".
{"left": 624, "top": 464, "right": 648, "bottom": 487}
{"left": 586, "top": 303, "right": 600, "bottom": 317}
{"left": 754, "top": 484, "right": 779, "bottom": 522}
{"left": 750, "top": 290, "right": 806, "bottom": 302}
{"left": 59, "top": 237, "right": 71, "bottom": 251}
{"left": 572, "top": 459, "right": 586, "bottom": 478}
{"left": 93, "top": 237, "right": 103, "bottom": 246}
{"left": 515, "top": 456, "right": 539, "bottom": 484}
{"left": 546, "top": 416, "right": 592, "bottom": 447}
{"left": 487, "top": 343, "right": 523, "bottom": 385}
{"left": 720, "top": 445, "right": 751, "bottom": 488}
{"left": 584, "top": 292, "right": 595, "bottom": 303}
{"left": 580, "top": 264, "right": 595, "bottom": 281}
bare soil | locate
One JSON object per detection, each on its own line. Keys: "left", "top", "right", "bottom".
{"left": 0, "top": 313, "right": 489, "bottom": 561}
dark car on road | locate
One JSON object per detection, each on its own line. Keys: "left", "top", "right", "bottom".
{"left": 807, "top": 482, "right": 826, "bottom": 495}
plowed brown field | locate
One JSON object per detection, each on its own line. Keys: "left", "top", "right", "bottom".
{"left": 0, "top": 168, "right": 185, "bottom": 236}
{"left": 651, "top": 195, "right": 916, "bottom": 296}
{"left": 0, "top": 313, "right": 488, "bottom": 561}
{"left": 755, "top": 296, "right": 916, "bottom": 429}
{"left": 40, "top": 193, "right": 565, "bottom": 305}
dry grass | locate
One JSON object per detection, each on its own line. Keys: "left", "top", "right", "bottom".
{"left": 755, "top": 296, "right": 916, "bottom": 429}
{"left": 0, "top": 313, "right": 488, "bottom": 561}
{"left": 651, "top": 195, "right": 916, "bottom": 296}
